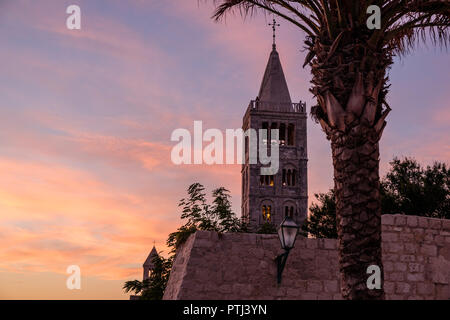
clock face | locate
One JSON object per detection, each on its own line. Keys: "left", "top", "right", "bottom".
{"left": 0, "top": 0, "right": 448, "bottom": 302}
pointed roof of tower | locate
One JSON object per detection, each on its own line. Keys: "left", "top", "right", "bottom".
{"left": 143, "top": 245, "right": 158, "bottom": 267}
{"left": 257, "top": 46, "right": 292, "bottom": 104}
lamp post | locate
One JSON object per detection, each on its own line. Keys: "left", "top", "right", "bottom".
{"left": 276, "top": 216, "right": 300, "bottom": 284}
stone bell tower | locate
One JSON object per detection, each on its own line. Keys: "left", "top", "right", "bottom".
{"left": 241, "top": 21, "right": 308, "bottom": 231}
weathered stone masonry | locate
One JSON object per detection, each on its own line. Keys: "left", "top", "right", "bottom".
{"left": 163, "top": 214, "right": 450, "bottom": 300}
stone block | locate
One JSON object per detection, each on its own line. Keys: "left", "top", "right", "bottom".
{"left": 384, "top": 261, "right": 394, "bottom": 272}
{"left": 394, "top": 262, "right": 407, "bottom": 272}
{"left": 418, "top": 217, "right": 429, "bottom": 228}
{"left": 388, "top": 242, "right": 404, "bottom": 253}
{"left": 407, "top": 295, "right": 423, "bottom": 300}
{"left": 324, "top": 280, "right": 338, "bottom": 293}
{"left": 307, "top": 280, "right": 323, "bottom": 293}
{"left": 394, "top": 215, "right": 407, "bottom": 226}
{"left": 223, "top": 269, "right": 238, "bottom": 282}
{"left": 382, "top": 215, "right": 395, "bottom": 225}
{"left": 384, "top": 282, "right": 395, "bottom": 294}
{"left": 429, "top": 219, "right": 442, "bottom": 230}
{"left": 399, "top": 232, "right": 414, "bottom": 242}
{"left": 195, "top": 230, "right": 211, "bottom": 239}
{"left": 250, "top": 247, "right": 265, "bottom": 259}
{"left": 424, "top": 233, "right": 434, "bottom": 243}
{"left": 317, "top": 293, "right": 333, "bottom": 300}
{"left": 408, "top": 263, "right": 423, "bottom": 273}
{"left": 306, "top": 239, "right": 318, "bottom": 249}
{"left": 389, "top": 272, "right": 405, "bottom": 281}
{"left": 300, "top": 293, "right": 318, "bottom": 300}
{"left": 194, "top": 238, "right": 213, "bottom": 248}
{"left": 407, "top": 216, "right": 418, "bottom": 227}
{"left": 430, "top": 256, "right": 450, "bottom": 284}
{"left": 295, "top": 239, "right": 307, "bottom": 249}
{"left": 396, "top": 282, "right": 411, "bottom": 294}
{"left": 275, "top": 287, "right": 287, "bottom": 297}
{"left": 404, "top": 243, "right": 417, "bottom": 254}
{"left": 245, "top": 233, "right": 257, "bottom": 244}
{"left": 293, "top": 279, "right": 308, "bottom": 291}
{"left": 435, "top": 284, "right": 450, "bottom": 299}
{"left": 382, "top": 232, "right": 398, "bottom": 242}
{"left": 327, "top": 249, "right": 339, "bottom": 260}
{"left": 301, "top": 248, "right": 315, "bottom": 260}
{"left": 420, "top": 244, "right": 437, "bottom": 257}
{"left": 323, "top": 239, "right": 337, "bottom": 250}
{"left": 435, "top": 235, "right": 445, "bottom": 246}
{"left": 442, "top": 219, "right": 450, "bottom": 231}
{"left": 407, "top": 272, "right": 425, "bottom": 282}
{"left": 219, "top": 284, "right": 232, "bottom": 294}
{"left": 383, "top": 253, "right": 399, "bottom": 262}
{"left": 417, "top": 283, "right": 434, "bottom": 295}
{"left": 439, "top": 247, "right": 450, "bottom": 260}
{"left": 286, "top": 288, "right": 300, "bottom": 297}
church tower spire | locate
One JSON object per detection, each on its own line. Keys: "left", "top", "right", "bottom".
{"left": 258, "top": 19, "right": 291, "bottom": 105}
{"left": 257, "top": 45, "right": 292, "bottom": 105}
{"left": 143, "top": 245, "right": 158, "bottom": 281}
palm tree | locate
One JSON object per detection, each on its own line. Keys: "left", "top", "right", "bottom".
{"left": 123, "top": 279, "right": 149, "bottom": 296}
{"left": 210, "top": 0, "right": 449, "bottom": 299}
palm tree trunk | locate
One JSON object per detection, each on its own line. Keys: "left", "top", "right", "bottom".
{"left": 330, "top": 121, "right": 385, "bottom": 300}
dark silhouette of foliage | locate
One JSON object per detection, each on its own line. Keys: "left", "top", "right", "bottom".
{"left": 167, "top": 183, "right": 247, "bottom": 252}
{"left": 303, "top": 157, "right": 449, "bottom": 238}
{"left": 123, "top": 254, "right": 173, "bottom": 300}
{"left": 301, "top": 189, "right": 337, "bottom": 238}
{"left": 381, "top": 157, "right": 449, "bottom": 219}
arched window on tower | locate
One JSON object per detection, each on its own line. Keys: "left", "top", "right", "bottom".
{"left": 284, "top": 202, "right": 296, "bottom": 218}
{"left": 282, "top": 166, "right": 298, "bottom": 187}
{"left": 261, "top": 201, "right": 273, "bottom": 222}
{"left": 260, "top": 174, "right": 274, "bottom": 187}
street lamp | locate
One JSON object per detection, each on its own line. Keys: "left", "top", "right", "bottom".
{"left": 276, "top": 216, "right": 300, "bottom": 284}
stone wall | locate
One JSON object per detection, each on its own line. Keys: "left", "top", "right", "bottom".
{"left": 163, "top": 214, "right": 450, "bottom": 300}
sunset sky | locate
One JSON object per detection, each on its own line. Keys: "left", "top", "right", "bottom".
{"left": 0, "top": 0, "right": 448, "bottom": 299}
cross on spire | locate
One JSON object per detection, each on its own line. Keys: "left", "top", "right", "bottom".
{"left": 268, "top": 18, "right": 280, "bottom": 50}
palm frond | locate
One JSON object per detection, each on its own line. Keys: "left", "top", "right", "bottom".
{"left": 211, "top": 0, "right": 320, "bottom": 37}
